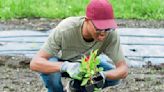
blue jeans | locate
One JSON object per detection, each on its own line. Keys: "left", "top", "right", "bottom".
{"left": 40, "top": 55, "right": 120, "bottom": 92}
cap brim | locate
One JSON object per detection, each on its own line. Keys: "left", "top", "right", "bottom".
{"left": 92, "top": 19, "right": 117, "bottom": 29}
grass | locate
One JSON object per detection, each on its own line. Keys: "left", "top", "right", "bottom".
{"left": 110, "top": 0, "right": 164, "bottom": 20}
{"left": 0, "top": 0, "right": 164, "bottom": 20}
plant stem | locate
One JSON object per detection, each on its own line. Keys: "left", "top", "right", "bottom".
{"left": 86, "top": 61, "right": 92, "bottom": 84}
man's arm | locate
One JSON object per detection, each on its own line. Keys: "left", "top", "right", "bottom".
{"left": 30, "top": 49, "right": 63, "bottom": 74}
{"left": 103, "top": 31, "right": 128, "bottom": 80}
{"left": 104, "top": 60, "right": 128, "bottom": 80}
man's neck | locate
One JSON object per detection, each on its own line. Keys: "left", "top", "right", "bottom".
{"left": 82, "top": 22, "right": 94, "bottom": 42}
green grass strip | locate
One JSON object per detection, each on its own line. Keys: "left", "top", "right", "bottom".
{"left": 0, "top": 0, "right": 164, "bottom": 20}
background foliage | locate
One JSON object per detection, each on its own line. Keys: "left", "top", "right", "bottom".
{"left": 0, "top": 0, "right": 164, "bottom": 20}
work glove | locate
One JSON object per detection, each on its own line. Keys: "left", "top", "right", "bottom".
{"left": 100, "top": 71, "right": 106, "bottom": 79}
{"left": 60, "top": 61, "right": 82, "bottom": 80}
{"left": 99, "top": 71, "right": 106, "bottom": 83}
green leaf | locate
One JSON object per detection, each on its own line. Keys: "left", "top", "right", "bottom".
{"left": 78, "top": 72, "right": 85, "bottom": 78}
{"left": 98, "top": 67, "right": 104, "bottom": 72}
{"left": 81, "top": 78, "right": 89, "bottom": 86}
{"left": 84, "top": 73, "right": 90, "bottom": 77}
{"left": 95, "top": 57, "right": 100, "bottom": 65}
{"left": 91, "top": 70, "right": 95, "bottom": 75}
{"left": 94, "top": 87, "right": 102, "bottom": 92}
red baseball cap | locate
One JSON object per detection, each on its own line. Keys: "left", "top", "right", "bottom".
{"left": 86, "top": 0, "right": 117, "bottom": 30}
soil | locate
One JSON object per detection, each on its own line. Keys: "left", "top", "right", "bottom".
{"left": 0, "top": 55, "right": 163, "bottom": 92}
{"left": 0, "top": 18, "right": 164, "bottom": 92}
{"left": 0, "top": 18, "right": 164, "bottom": 31}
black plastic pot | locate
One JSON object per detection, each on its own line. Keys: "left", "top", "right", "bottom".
{"left": 69, "top": 73, "right": 104, "bottom": 92}
{"left": 93, "top": 73, "right": 104, "bottom": 88}
{"left": 69, "top": 79, "right": 94, "bottom": 92}
{"left": 84, "top": 83, "right": 94, "bottom": 92}
{"left": 69, "top": 79, "right": 84, "bottom": 92}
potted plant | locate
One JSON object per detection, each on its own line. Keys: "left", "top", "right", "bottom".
{"left": 69, "top": 49, "right": 104, "bottom": 92}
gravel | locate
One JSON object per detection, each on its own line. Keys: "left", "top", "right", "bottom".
{"left": 0, "top": 55, "right": 164, "bottom": 92}
{"left": 0, "top": 18, "right": 164, "bottom": 92}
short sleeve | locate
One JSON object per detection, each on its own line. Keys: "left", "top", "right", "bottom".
{"left": 104, "top": 30, "right": 125, "bottom": 64}
{"left": 41, "top": 28, "right": 62, "bottom": 56}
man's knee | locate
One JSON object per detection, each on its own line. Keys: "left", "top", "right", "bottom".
{"left": 98, "top": 54, "right": 115, "bottom": 71}
{"left": 40, "top": 73, "right": 64, "bottom": 92}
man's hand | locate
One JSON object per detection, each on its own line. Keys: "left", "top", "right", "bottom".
{"left": 60, "top": 61, "right": 82, "bottom": 80}
{"left": 100, "top": 71, "right": 106, "bottom": 79}
{"left": 99, "top": 71, "right": 106, "bottom": 83}
{"left": 104, "top": 61, "right": 128, "bottom": 80}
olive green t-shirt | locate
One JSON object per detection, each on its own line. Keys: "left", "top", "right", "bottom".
{"left": 41, "top": 16, "right": 125, "bottom": 64}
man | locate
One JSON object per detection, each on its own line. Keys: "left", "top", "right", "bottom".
{"left": 30, "top": 0, "right": 128, "bottom": 92}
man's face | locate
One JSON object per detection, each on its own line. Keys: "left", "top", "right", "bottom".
{"left": 86, "top": 20, "right": 110, "bottom": 41}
